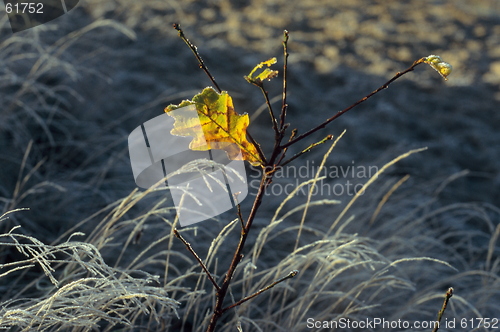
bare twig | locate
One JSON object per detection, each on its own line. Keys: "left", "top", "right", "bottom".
{"left": 221, "top": 270, "right": 299, "bottom": 313}
{"left": 281, "top": 134, "right": 334, "bottom": 167}
{"left": 275, "top": 127, "right": 297, "bottom": 165}
{"left": 232, "top": 192, "right": 245, "bottom": 230}
{"left": 280, "top": 58, "right": 426, "bottom": 149}
{"left": 268, "top": 30, "right": 291, "bottom": 166}
{"left": 236, "top": 204, "right": 245, "bottom": 230}
{"left": 173, "top": 23, "right": 222, "bottom": 93}
{"left": 279, "top": 30, "right": 290, "bottom": 131}
{"left": 247, "top": 133, "right": 268, "bottom": 166}
{"left": 173, "top": 228, "right": 220, "bottom": 292}
{"left": 257, "top": 84, "right": 280, "bottom": 139}
{"left": 431, "top": 287, "right": 453, "bottom": 332}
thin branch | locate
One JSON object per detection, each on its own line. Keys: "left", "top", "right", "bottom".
{"left": 279, "top": 30, "right": 289, "bottom": 131}
{"left": 268, "top": 30, "right": 290, "bottom": 166}
{"left": 173, "top": 23, "right": 222, "bottom": 93}
{"left": 432, "top": 287, "right": 453, "bottom": 332}
{"left": 232, "top": 192, "right": 245, "bottom": 231}
{"left": 281, "top": 58, "right": 426, "bottom": 149}
{"left": 256, "top": 82, "right": 285, "bottom": 167}
{"left": 247, "top": 132, "right": 268, "bottom": 166}
{"left": 173, "top": 228, "right": 220, "bottom": 292}
{"left": 257, "top": 84, "right": 280, "bottom": 139}
{"left": 221, "top": 270, "right": 299, "bottom": 313}
{"left": 236, "top": 204, "right": 245, "bottom": 230}
{"left": 275, "top": 127, "right": 297, "bottom": 165}
{"left": 280, "top": 134, "right": 333, "bottom": 167}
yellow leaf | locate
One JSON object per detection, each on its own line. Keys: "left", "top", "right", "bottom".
{"left": 424, "top": 55, "right": 452, "bottom": 80}
{"left": 165, "top": 87, "right": 263, "bottom": 166}
{"left": 244, "top": 58, "right": 279, "bottom": 85}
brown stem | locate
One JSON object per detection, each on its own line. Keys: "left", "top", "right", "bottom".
{"left": 257, "top": 84, "right": 280, "bottom": 139}
{"left": 274, "top": 128, "right": 297, "bottom": 166}
{"left": 235, "top": 203, "right": 245, "bottom": 230}
{"left": 221, "top": 270, "right": 299, "bottom": 314}
{"left": 173, "top": 23, "right": 222, "bottom": 93}
{"left": 205, "top": 33, "right": 293, "bottom": 331}
{"left": 431, "top": 287, "right": 453, "bottom": 332}
{"left": 280, "top": 58, "right": 425, "bottom": 149}
{"left": 268, "top": 32, "right": 291, "bottom": 166}
{"left": 173, "top": 228, "right": 220, "bottom": 292}
{"left": 248, "top": 133, "right": 268, "bottom": 166}
{"left": 279, "top": 30, "right": 290, "bottom": 131}
{"left": 205, "top": 173, "right": 272, "bottom": 332}
{"left": 258, "top": 83, "right": 286, "bottom": 167}
{"left": 280, "top": 134, "right": 333, "bottom": 167}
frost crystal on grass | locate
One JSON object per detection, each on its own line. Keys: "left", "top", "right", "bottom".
{"left": 0, "top": 225, "right": 180, "bottom": 331}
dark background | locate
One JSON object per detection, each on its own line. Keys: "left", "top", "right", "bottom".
{"left": 0, "top": 1, "right": 498, "bottom": 330}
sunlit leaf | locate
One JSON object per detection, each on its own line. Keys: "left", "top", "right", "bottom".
{"left": 245, "top": 57, "right": 279, "bottom": 85}
{"left": 165, "top": 87, "right": 263, "bottom": 166}
{"left": 424, "top": 55, "right": 452, "bottom": 80}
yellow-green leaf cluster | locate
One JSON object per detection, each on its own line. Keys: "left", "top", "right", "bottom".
{"left": 244, "top": 58, "right": 279, "bottom": 85}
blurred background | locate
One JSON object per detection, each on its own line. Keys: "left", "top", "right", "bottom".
{"left": 0, "top": 0, "right": 499, "bottom": 330}
{"left": 1, "top": 0, "right": 498, "bottom": 236}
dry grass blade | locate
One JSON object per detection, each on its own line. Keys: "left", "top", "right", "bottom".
{"left": 0, "top": 224, "right": 179, "bottom": 331}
